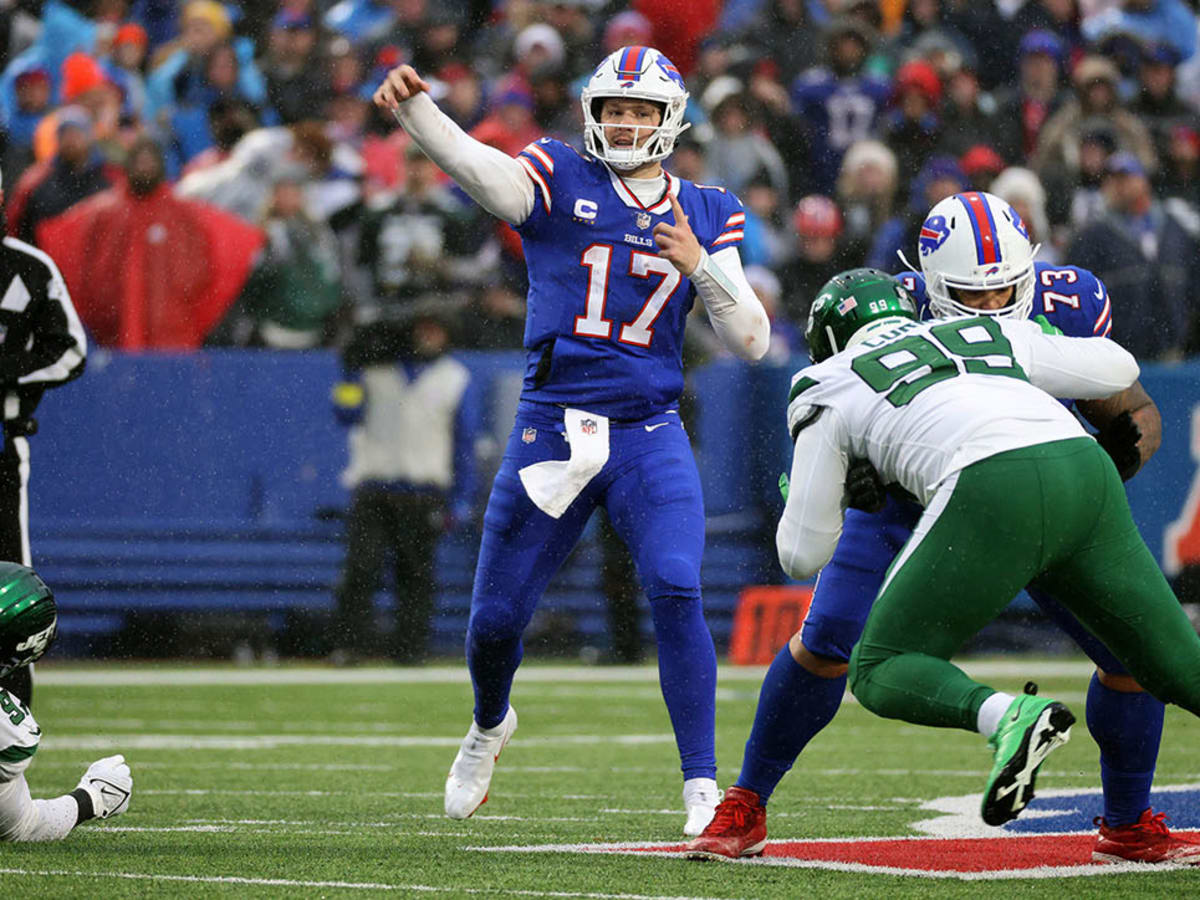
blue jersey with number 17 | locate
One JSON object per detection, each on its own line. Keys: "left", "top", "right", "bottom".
{"left": 513, "top": 138, "right": 746, "bottom": 420}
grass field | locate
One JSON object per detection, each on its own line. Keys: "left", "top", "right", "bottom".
{"left": 3, "top": 658, "right": 1198, "bottom": 898}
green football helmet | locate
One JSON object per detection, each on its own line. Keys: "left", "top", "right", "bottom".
{"left": 805, "top": 268, "right": 919, "bottom": 362}
{"left": 0, "top": 563, "right": 57, "bottom": 678}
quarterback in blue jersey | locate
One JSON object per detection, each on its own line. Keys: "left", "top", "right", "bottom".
{"left": 374, "top": 46, "right": 770, "bottom": 835}
{"left": 689, "top": 191, "right": 1200, "bottom": 865}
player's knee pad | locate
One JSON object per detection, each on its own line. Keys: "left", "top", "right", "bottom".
{"left": 641, "top": 553, "right": 701, "bottom": 603}
{"left": 466, "top": 594, "right": 528, "bottom": 646}
{"left": 796, "top": 612, "right": 860, "bottom": 664}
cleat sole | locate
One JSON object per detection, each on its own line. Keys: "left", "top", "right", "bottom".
{"left": 982, "top": 704, "right": 1075, "bottom": 826}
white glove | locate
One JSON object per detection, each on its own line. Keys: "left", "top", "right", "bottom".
{"left": 77, "top": 754, "right": 132, "bottom": 819}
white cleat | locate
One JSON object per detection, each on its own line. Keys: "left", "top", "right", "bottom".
{"left": 444, "top": 706, "right": 518, "bottom": 819}
{"left": 682, "top": 777, "right": 723, "bottom": 837}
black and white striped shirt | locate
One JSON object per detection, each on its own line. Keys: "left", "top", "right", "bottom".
{"left": 0, "top": 237, "right": 86, "bottom": 434}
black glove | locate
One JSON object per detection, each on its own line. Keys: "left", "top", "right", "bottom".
{"left": 845, "top": 457, "right": 887, "bottom": 513}
{"left": 1096, "top": 411, "right": 1142, "bottom": 481}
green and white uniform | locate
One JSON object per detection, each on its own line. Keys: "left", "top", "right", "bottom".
{"left": 779, "top": 315, "right": 1200, "bottom": 730}
{"left": 0, "top": 686, "right": 79, "bottom": 841}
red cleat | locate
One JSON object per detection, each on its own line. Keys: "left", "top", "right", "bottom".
{"left": 685, "top": 786, "right": 767, "bottom": 860}
{"left": 1093, "top": 808, "right": 1200, "bottom": 865}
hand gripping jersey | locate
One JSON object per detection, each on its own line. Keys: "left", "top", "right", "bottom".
{"left": 514, "top": 138, "right": 745, "bottom": 420}
{"left": 0, "top": 688, "right": 38, "bottom": 783}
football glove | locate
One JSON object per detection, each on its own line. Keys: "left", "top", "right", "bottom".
{"left": 1096, "top": 411, "right": 1142, "bottom": 481}
{"left": 845, "top": 457, "right": 887, "bottom": 513}
{"left": 1032, "top": 314, "right": 1063, "bottom": 336}
{"left": 77, "top": 754, "right": 132, "bottom": 819}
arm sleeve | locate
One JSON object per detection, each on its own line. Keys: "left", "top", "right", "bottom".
{"left": 392, "top": 94, "right": 535, "bottom": 226}
{"left": 0, "top": 775, "right": 80, "bottom": 842}
{"left": 689, "top": 246, "right": 771, "bottom": 362}
{"left": 775, "top": 407, "right": 848, "bottom": 580}
{"left": 1004, "top": 319, "right": 1140, "bottom": 399}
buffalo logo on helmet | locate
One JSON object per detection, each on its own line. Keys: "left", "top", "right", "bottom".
{"left": 1007, "top": 205, "right": 1030, "bottom": 240}
{"left": 656, "top": 57, "right": 685, "bottom": 88}
{"left": 918, "top": 214, "right": 951, "bottom": 256}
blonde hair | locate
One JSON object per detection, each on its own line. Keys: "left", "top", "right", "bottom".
{"left": 183, "top": 0, "right": 232, "bottom": 39}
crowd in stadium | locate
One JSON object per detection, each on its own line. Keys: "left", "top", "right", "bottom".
{"left": 2, "top": 0, "right": 1200, "bottom": 358}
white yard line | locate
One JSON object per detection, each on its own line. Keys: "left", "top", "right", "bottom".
{"left": 40, "top": 733, "right": 676, "bottom": 751}
{"left": 0, "top": 869, "right": 736, "bottom": 899}
{"left": 31, "top": 659, "right": 1097, "bottom": 687}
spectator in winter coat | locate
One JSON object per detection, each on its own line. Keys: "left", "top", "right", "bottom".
{"left": 1067, "top": 152, "right": 1200, "bottom": 359}
{"left": 1033, "top": 55, "right": 1158, "bottom": 180}
{"left": 8, "top": 108, "right": 120, "bottom": 246}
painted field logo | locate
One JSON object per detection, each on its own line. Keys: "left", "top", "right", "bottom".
{"left": 475, "top": 785, "right": 1200, "bottom": 880}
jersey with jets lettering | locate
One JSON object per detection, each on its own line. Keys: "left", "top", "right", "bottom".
{"left": 514, "top": 138, "right": 745, "bottom": 420}
{"left": 0, "top": 688, "right": 39, "bottom": 782}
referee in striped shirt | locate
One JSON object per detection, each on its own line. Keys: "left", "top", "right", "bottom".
{"left": 0, "top": 169, "right": 87, "bottom": 706}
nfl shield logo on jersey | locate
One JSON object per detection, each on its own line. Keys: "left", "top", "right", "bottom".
{"left": 636, "top": 212, "right": 652, "bottom": 230}
{"left": 522, "top": 427, "right": 537, "bottom": 444}
{"left": 580, "top": 418, "right": 598, "bottom": 435}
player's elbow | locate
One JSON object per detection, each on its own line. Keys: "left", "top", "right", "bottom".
{"left": 727, "top": 314, "right": 771, "bottom": 362}
{"left": 775, "top": 520, "right": 833, "bottom": 580}
{"left": 1115, "top": 353, "right": 1140, "bottom": 392}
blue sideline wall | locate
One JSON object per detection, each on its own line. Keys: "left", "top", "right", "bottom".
{"left": 25, "top": 350, "right": 1200, "bottom": 655}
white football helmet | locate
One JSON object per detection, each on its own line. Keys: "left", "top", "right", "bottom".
{"left": 581, "top": 45, "right": 690, "bottom": 170}
{"left": 910, "top": 191, "right": 1038, "bottom": 320}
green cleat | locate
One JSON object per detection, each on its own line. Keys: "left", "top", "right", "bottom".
{"left": 981, "top": 686, "right": 1075, "bottom": 827}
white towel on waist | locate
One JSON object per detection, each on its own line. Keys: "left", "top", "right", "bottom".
{"left": 518, "top": 408, "right": 610, "bottom": 518}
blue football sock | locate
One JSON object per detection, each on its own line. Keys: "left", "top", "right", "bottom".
{"left": 736, "top": 645, "right": 845, "bottom": 805}
{"left": 466, "top": 633, "right": 523, "bottom": 730}
{"left": 1085, "top": 672, "right": 1165, "bottom": 827}
{"left": 650, "top": 594, "right": 717, "bottom": 781}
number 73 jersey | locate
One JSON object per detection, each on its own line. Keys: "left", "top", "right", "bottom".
{"left": 787, "top": 316, "right": 1099, "bottom": 507}
{"left": 514, "top": 138, "right": 746, "bottom": 420}
{"left": 897, "top": 261, "right": 1113, "bottom": 342}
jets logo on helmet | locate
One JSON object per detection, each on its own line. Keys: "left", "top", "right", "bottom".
{"left": 805, "top": 268, "right": 919, "bottom": 362}
{"left": 905, "top": 191, "right": 1039, "bottom": 321}
{"left": 582, "top": 45, "right": 690, "bottom": 171}
{"left": 0, "top": 562, "right": 57, "bottom": 677}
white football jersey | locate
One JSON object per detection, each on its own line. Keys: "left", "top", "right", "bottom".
{"left": 0, "top": 687, "right": 40, "bottom": 782}
{"left": 787, "top": 316, "right": 1139, "bottom": 506}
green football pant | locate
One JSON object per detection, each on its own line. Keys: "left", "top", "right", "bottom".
{"left": 848, "top": 437, "right": 1200, "bottom": 732}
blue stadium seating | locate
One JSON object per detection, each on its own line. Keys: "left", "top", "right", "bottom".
{"left": 30, "top": 351, "right": 782, "bottom": 656}
{"left": 31, "top": 350, "right": 1196, "bottom": 658}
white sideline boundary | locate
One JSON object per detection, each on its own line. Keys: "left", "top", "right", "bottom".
{"left": 32, "top": 659, "right": 1098, "bottom": 687}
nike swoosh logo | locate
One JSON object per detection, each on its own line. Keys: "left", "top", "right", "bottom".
{"left": 644, "top": 422, "right": 671, "bottom": 433}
